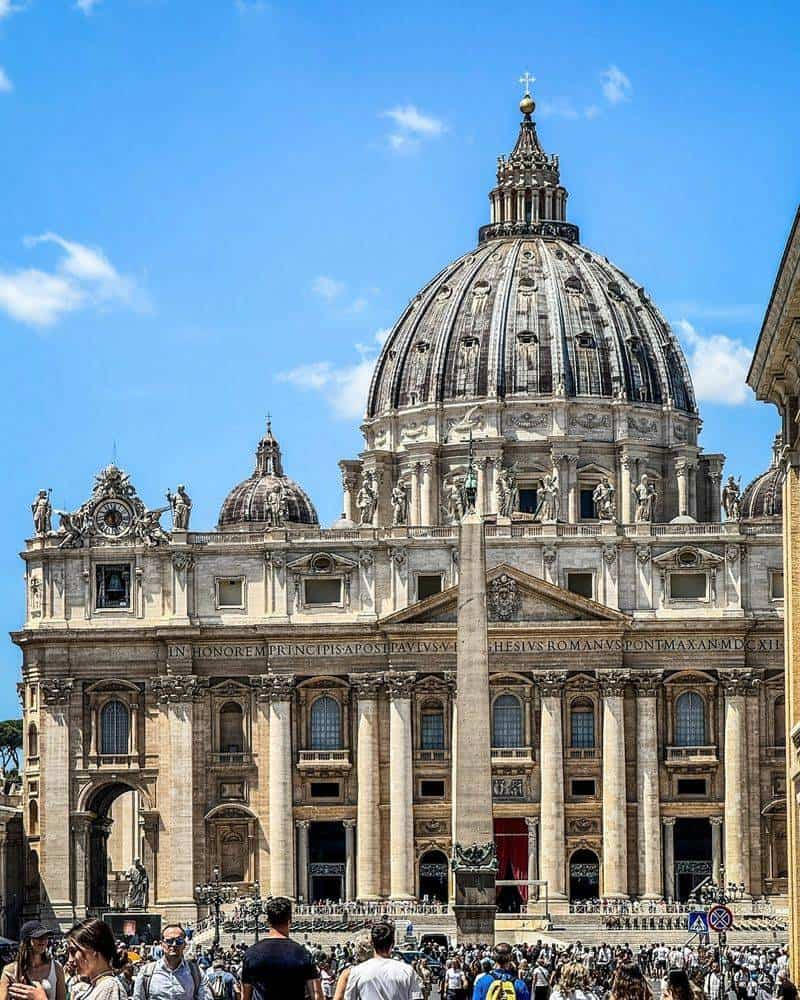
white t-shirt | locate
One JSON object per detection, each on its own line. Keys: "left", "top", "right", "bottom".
{"left": 345, "top": 958, "right": 422, "bottom": 1000}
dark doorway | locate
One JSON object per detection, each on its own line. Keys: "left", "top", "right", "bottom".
{"left": 494, "top": 818, "right": 527, "bottom": 913}
{"left": 86, "top": 783, "right": 142, "bottom": 911}
{"left": 673, "top": 817, "right": 712, "bottom": 901}
{"left": 308, "top": 822, "right": 346, "bottom": 902}
{"left": 569, "top": 849, "right": 600, "bottom": 901}
{"left": 418, "top": 849, "right": 449, "bottom": 903}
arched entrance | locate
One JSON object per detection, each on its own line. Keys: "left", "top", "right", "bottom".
{"left": 673, "top": 818, "right": 711, "bottom": 901}
{"left": 418, "top": 849, "right": 449, "bottom": 903}
{"left": 494, "top": 818, "right": 527, "bottom": 913}
{"left": 85, "top": 781, "right": 145, "bottom": 911}
{"left": 308, "top": 822, "right": 346, "bottom": 902}
{"left": 569, "top": 849, "right": 600, "bottom": 901}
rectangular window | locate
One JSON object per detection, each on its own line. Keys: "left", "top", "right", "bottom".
{"left": 420, "top": 779, "right": 446, "bottom": 798}
{"left": 417, "top": 574, "right": 443, "bottom": 601}
{"left": 310, "top": 781, "right": 341, "bottom": 798}
{"left": 304, "top": 578, "right": 342, "bottom": 605}
{"left": 421, "top": 711, "right": 445, "bottom": 750}
{"left": 519, "top": 488, "right": 538, "bottom": 514}
{"left": 669, "top": 573, "right": 707, "bottom": 600}
{"left": 677, "top": 778, "right": 707, "bottom": 796}
{"left": 571, "top": 778, "right": 596, "bottom": 797}
{"left": 771, "top": 570, "right": 785, "bottom": 600}
{"left": 570, "top": 710, "right": 595, "bottom": 748}
{"left": 96, "top": 564, "right": 131, "bottom": 609}
{"left": 579, "top": 488, "right": 596, "bottom": 520}
{"left": 216, "top": 577, "right": 245, "bottom": 609}
{"left": 567, "top": 572, "right": 593, "bottom": 600}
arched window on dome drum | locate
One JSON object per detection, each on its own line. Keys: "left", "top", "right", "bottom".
{"left": 492, "top": 694, "right": 523, "bottom": 749}
{"left": 674, "top": 692, "right": 706, "bottom": 747}
{"left": 310, "top": 696, "right": 342, "bottom": 750}
{"left": 100, "top": 700, "right": 130, "bottom": 756}
{"left": 219, "top": 702, "right": 244, "bottom": 754}
{"left": 774, "top": 695, "right": 786, "bottom": 747}
{"left": 570, "top": 699, "right": 595, "bottom": 748}
{"left": 421, "top": 703, "right": 445, "bottom": 750}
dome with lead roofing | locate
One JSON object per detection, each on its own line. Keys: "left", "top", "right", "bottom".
{"left": 741, "top": 437, "right": 784, "bottom": 520}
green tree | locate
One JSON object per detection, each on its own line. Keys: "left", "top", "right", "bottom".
{"left": 0, "top": 719, "right": 22, "bottom": 775}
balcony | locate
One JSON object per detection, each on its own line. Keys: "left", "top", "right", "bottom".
{"left": 297, "top": 749, "right": 352, "bottom": 771}
{"left": 491, "top": 747, "right": 534, "bottom": 764}
{"left": 665, "top": 745, "right": 718, "bottom": 766}
{"left": 207, "top": 752, "right": 254, "bottom": 768}
{"left": 88, "top": 754, "right": 139, "bottom": 769}
{"left": 414, "top": 749, "right": 449, "bottom": 764}
{"left": 566, "top": 747, "right": 601, "bottom": 760}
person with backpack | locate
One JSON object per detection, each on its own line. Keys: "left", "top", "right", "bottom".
{"left": 472, "top": 944, "right": 530, "bottom": 1000}
{"left": 205, "top": 962, "right": 235, "bottom": 1000}
{"left": 133, "top": 927, "right": 208, "bottom": 1000}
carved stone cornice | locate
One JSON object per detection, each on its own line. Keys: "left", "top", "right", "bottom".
{"left": 251, "top": 673, "right": 295, "bottom": 703}
{"left": 598, "top": 670, "right": 630, "bottom": 697}
{"left": 349, "top": 674, "right": 384, "bottom": 700}
{"left": 720, "top": 670, "right": 759, "bottom": 696}
{"left": 172, "top": 552, "right": 194, "bottom": 574}
{"left": 41, "top": 678, "right": 75, "bottom": 706}
{"left": 536, "top": 670, "right": 568, "bottom": 695}
{"left": 150, "top": 674, "right": 207, "bottom": 704}
{"left": 632, "top": 672, "right": 662, "bottom": 697}
{"left": 385, "top": 670, "right": 416, "bottom": 700}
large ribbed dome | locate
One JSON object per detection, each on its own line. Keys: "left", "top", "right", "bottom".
{"left": 741, "top": 437, "right": 784, "bottom": 520}
{"left": 366, "top": 94, "right": 696, "bottom": 420}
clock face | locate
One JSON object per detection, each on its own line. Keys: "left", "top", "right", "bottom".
{"left": 93, "top": 499, "right": 134, "bottom": 538}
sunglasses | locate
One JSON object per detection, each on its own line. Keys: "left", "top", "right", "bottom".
{"left": 163, "top": 938, "right": 186, "bottom": 947}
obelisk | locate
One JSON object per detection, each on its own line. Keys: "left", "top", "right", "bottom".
{"left": 451, "top": 443, "right": 497, "bottom": 943}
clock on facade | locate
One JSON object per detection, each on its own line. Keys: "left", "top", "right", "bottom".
{"left": 93, "top": 498, "right": 134, "bottom": 538}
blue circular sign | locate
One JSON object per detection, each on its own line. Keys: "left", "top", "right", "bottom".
{"left": 708, "top": 904, "right": 734, "bottom": 931}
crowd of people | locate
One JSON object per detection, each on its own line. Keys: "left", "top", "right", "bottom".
{"left": 0, "top": 905, "right": 795, "bottom": 1000}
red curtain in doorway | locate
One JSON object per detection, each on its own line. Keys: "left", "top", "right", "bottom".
{"left": 494, "top": 818, "right": 529, "bottom": 902}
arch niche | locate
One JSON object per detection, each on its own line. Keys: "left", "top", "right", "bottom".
{"left": 418, "top": 848, "right": 449, "bottom": 903}
{"left": 569, "top": 848, "right": 600, "bottom": 902}
{"left": 82, "top": 780, "right": 151, "bottom": 911}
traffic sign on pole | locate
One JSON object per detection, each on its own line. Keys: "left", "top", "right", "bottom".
{"left": 708, "top": 904, "right": 734, "bottom": 932}
{"left": 688, "top": 911, "right": 709, "bottom": 933}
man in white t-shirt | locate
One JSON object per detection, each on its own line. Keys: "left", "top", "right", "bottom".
{"left": 345, "top": 923, "right": 421, "bottom": 1000}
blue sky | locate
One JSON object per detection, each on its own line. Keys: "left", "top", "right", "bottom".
{"left": 0, "top": 0, "right": 798, "bottom": 718}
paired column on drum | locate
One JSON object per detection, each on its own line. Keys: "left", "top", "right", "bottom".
{"left": 600, "top": 671, "right": 629, "bottom": 898}
{"left": 352, "top": 675, "right": 383, "bottom": 899}
{"left": 635, "top": 674, "right": 662, "bottom": 899}
{"left": 538, "top": 672, "right": 567, "bottom": 899}
{"left": 387, "top": 671, "right": 416, "bottom": 899}
{"left": 722, "top": 672, "right": 756, "bottom": 890}
{"left": 257, "top": 673, "right": 296, "bottom": 899}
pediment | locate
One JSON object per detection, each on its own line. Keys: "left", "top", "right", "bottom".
{"left": 652, "top": 545, "right": 723, "bottom": 569}
{"left": 286, "top": 551, "right": 358, "bottom": 573}
{"left": 381, "top": 563, "right": 628, "bottom": 626}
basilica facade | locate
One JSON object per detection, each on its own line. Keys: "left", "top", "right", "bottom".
{"left": 15, "top": 89, "right": 787, "bottom": 929}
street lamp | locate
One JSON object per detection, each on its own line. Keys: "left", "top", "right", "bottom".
{"left": 195, "top": 867, "right": 237, "bottom": 954}
{"left": 240, "top": 882, "right": 265, "bottom": 943}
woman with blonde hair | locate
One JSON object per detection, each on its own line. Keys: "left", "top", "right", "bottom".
{"left": 550, "top": 963, "right": 597, "bottom": 1000}
{"left": 333, "top": 930, "right": 373, "bottom": 1000}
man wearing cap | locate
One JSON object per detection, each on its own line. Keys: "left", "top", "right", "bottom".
{"left": 133, "top": 926, "right": 208, "bottom": 1000}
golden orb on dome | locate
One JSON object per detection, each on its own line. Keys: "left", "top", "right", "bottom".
{"left": 519, "top": 94, "right": 535, "bottom": 116}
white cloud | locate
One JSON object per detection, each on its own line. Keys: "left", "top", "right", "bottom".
{"left": 0, "top": 68, "right": 12, "bottom": 93}
{"left": 380, "top": 105, "right": 444, "bottom": 153}
{"left": 276, "top": 328, "right": 391, "bottom": 420}
{"left": 0, "top": 0, "right": 26, "bottom": 20}
{"left": 0, "top": 232, "right": 143, "bottom": 328}
{"left": 601, "top": 65, "right": 632, "bottom": 105}
{"left": 347, "top": 296, "right": 368, "bottom": 314}
{"left": 75, "top": 0, "right": 101, "bottom": 13}
{"left": 675, "top": 319, "right": 752, "bottom": 406}
{"left": 311, "top": 275, "right": 345, "bottom": 301}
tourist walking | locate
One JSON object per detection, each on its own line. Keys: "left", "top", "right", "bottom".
{"left": 0, "top": 922, "right": 66, "bottom": 1000}
{"left": 241, "top": 898, "right": 321, "bottom": 1000}
{"left": 133, "top": 926, "right": 207, "bottom": 1000}
{"left": 205, "top": 961, "right": 236, "bottom": 1000}
{"left": 43, "top": 921, "right": 126, "bottom": 1000}
{"left": 343, "top": 923, "right": 421, "bottom": 1000}
{"left": 333, "top": 931, "right": 373, "bottom": 1000}
{"left": 471, "top": 944, "right": 530, "bottom": 1000}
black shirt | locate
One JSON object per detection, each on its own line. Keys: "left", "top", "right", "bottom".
{"left": 242, "top": 938, "right": 319, "bottom": 1000}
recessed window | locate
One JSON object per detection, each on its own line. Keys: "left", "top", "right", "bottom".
{"left": 417, "top": 574, "right": 443, "bottom": 601}
{"left": 421, "top": 708, "right": 445, "bottom": 750}
{"left": 579, "top": 489, "right": 596, "bottom": 520}
{"left": 216, "top": 577, "right": 245, "bottom": 609}
{"left": 567, "top": 572, "right": 593, "bottom": 600}
{"left": 96, "top": 564, "right": 131, "bottom": 609}
{"left": 304, "top": 578, "right": 342, "bottom": 606}
{"left": 571, "top": 778, "right": 596, "bottom": 797}
{"left": 310, "top": 781, "right": 341, "bottom": 799}
{"left": 519, "top": 488, "right": 538, "bottom": 514}
{"left": 677, "top": 778, "right": 707, "bottom": 796}
{"left": 420, "top": 779, "right": 446, "bottom": 798}
{"left": 669, "top": 573, "right": 707, "bottom": 600}
{"left": 771, "top": 570, "right": 784, "bottom": 601}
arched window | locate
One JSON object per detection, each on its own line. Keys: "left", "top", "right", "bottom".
{"left": 310, "top": 696, "right": 342, "bottom": 750}
{"left": 29, "top": 800, "right": 38, "bottom": 837}
{"left": 492, "top": 694, "right": 523, "bottom": 748}
{"left": 219, "top": 702, "right": 244, "bottom": 753}
{"left": 421, "top": 703, "right": 445, "bottom": 750}
{"left": 775, "top": 695, "right": 786, "bottom": 747}
{"left": 28, "top": 723, "right": 38, "bottom": 758}
{"left": 100, "top": 700, "right": 130, "bottom": 756}
{"left": 570, "top": 699, "right": 595, "bottom": 748}
{"left": 675, "top": 691, "right": 706, "bottom": 746}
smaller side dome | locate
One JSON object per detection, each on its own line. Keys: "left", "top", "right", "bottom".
{"left": 218, "top": 421, "right": 318, "bottom": 529}
{"left": 741, "top": 435, "right": 785, "bottom": 520}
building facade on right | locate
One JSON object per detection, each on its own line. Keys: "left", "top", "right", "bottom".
{"left": 748, "top": 206, "right": 800, "bottom": 971}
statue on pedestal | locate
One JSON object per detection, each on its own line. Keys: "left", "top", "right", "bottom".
{"left": 126, "top": 858, "right": 149, "bottom": 909}
{"left": 634, "top": 474, "right": 657, "bottom": 523}
{"left": 391, "top": 482, "right": 408, "bottom": 526}
{"left": 535, "top": 471, "right": 560, "bottom": 523}
{"left": 31, "top": 490, "right": 52, "bottom": 536}
{"left": 592, "top": 478, "right": 616, "bottom": 521}
{"left": 722, "top": 475, "right": 742, "bottom": 521}
{"left": 356, "top": 471, "right": 379, "bottom": 525}
{"left": 495, "top": 466, "right": 518, "bottom": 518}
{"left": 167, "top": 485, "right": 192, "bottom": 530}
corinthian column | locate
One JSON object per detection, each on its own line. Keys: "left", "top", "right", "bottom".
{"left": 538, "top": 672, "right": 567, "bottom": 900}
{"left": 387, "top": 671, "right": 415, "bottom": 899}
{"left": 675, "top": 458, "right": 689, "bottom": 518}
{"left": 39, "top": 678, "right": 75, "bottom": 926}
{"left": 634, "top": 674, "right": 662, "bottom": 899}
{"left": 352, "top": 675, "right": 383, "bottom": 899}
{"left": 722, "top": 672, "right": 755, "bottom": 889}
{"left": 600, "top": 671, "right": 629, "bottom": 898}
{"left": 253, "top": 673, "right": 296, "bottom": 898}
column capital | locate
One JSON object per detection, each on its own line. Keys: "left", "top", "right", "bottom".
{"left": 536, "top": 670, "right": 567, "bottom": 695}
{"left": 385, "top": 671, "right": 416, "bottom": 700}
{"left": 70, "top": 811, "right": 95, "bottom": 833}
{"left": 632, "top": 672, "right": 662, "bottom": 697}
{"left": 720, "top": 670, "right": 759, "bottom": 696}
{"left": 524, "top": 816, "right": 539, "bottom": 831}
{"left": 598, "top": 670, "right": 630, "bottom": 696}
{"left": 150, "top": 674, "right": 208, "bottom": 705}
{"left": 252, "top": 672, "right": 295, "bottom": 703}
{"left": 350, "top": 673, "right": 384, "bottom": 700}
{"left": 343, "top": 818, "right": 356, "bottom": 830}
{"left": 296, "top": 819, "right": 311, "bottom": 830}
{"left": 709, "top": 815, "right": 724, "bottom": 827}
{"left": 662, "top": 816, "right": 676, "bottom": 827}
